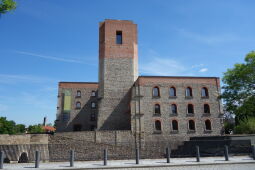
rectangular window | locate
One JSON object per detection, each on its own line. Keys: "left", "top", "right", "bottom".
{"left": 91, "top": 113, "right": 96, "bottom": 121}
{"left": 90, "top": 125, "right": 95, "bottom": 131}
{"left": 91, "top": 102, "right": 96, "bottom": 109}
{"left": 116, "top": 31, "right": 122, "bottom": 44}
{"left": 91, "top": 91, "right": 96, "bottom": 97}
{"left": 62, "top": 113, "right": 70, "bottom": 122}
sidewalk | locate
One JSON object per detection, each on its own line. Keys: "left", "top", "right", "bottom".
{"left": 3, "top": 156, "right": 255, "bottom": 170}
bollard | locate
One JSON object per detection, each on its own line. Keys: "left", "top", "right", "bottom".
{"left": 0, "top": 151, "right": 4, "bottom": 169}
{"left": 196, "top": 145, "right": 200, "bottom": 162}
{"left": 166, "top": 147, "right": 170, "bottom": 163}
{"left": 135, "top": 148, "right": 139, "bottom": 164}
{"left": 224, "top": 145, "right": 229, "bottom": 161}
{"left": 35, "top": 151, "right": 40, "bottom": 168}
{"left": 70, "top": 150, "right": 74, "bottom": 167}
{"left": 103, "top": 149, "right": 107, "bottom": 166}
{"left": 252, "top": 146, "right": 255, "bottom": 160}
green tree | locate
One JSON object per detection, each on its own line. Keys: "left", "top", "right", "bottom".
{"left": 234, "top": 117, "right": 255, "bottom": 134}
{"left": 0, "top": 117, "right": 16, "bottom": 134}
{"left": 220, "top": 51, "right": 255, "bottom": 124}
{"left": 0, "top": 0, "right": 16, "bottom": 14}
{"left": 15, "top": 124, "right": 26, "bottom": 133}
{"left": 27, "top": 124, "right": 44, "bottom": 133}
{"left": 0, "top": 117, "right": 26, "bottom": 134}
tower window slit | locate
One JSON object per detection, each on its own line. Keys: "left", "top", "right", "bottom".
{"left": 116, "top": 31, "right": 122, "bottom": 44}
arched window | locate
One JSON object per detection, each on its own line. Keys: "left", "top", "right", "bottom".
{"left": 171, "top": 104, "right": 177, "bottom": 114}
{"left": 188, "top": 120, "right": 195, "bottom": 130}
{"left": 155, "top": 120, "right": 161, "bottom": 131}
{"left": 18, "top": 152, "right": 28, "bottom": 163}
{"left": 185, "top": 87, "right": 192, "bottom": 97}
{"left": 172, "top": 120, "right": 178, "bottom": 131}
{"left": 91, "top": 91, "right": 96, "bottom": 97}
{"left": 169, "top": 87, "right": 176, "bottom": 97}
{"left": 154, "top": 104, "right": 161, "bottom": 114}
{"left": 90, "top": 113, "right": 96, "bottom": 121}
{"left": 187, "top": 104, "right": 194, "bottom": 114}
{"left": 152, "top": 87, "right": 160, "bottom": 97}
{"left": 73, "top": 124, "right": 82, "bottom": 131}
{"left": 76, "top": 102, "right": 81, "bottom": 109}
{"left": 91, "top": 102, "right": 96, "bottom": 108}
{"left": 76, "top": 90, "right": 81, "bottom": 97}
{"left": 201, "top": 87, "right": 209, "bottom": 97}
{"left": 205, "top": 119, "right": 212, "bottom": 130}
{"left": 204, "top": 104, "right": 210, "bottom": 113}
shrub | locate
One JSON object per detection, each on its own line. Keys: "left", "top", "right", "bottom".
{"left": 234, "top": 117, "right": 255, "bottom": 134}
{"left": 224, "top": 121, "right": 234, "bottom": 134}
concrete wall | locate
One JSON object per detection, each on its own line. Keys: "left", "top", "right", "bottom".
{"left": 0, "top": 134, "right": 49, "bottom": 162}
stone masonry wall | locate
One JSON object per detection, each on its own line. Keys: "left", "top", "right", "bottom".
{"left": 48, "top": 131, "right": 191, "bottom": 161}
{"left": 49, "top": 131, "right": 137, "bottom": 161}
{"left": 97, "top": 20, "right": 138, "bottom": 130}
{"left": 56, "top": 82, "right": 98, "bottom": 132}
{"left": 131, "top": 76, "right": 224, "bottom": 147}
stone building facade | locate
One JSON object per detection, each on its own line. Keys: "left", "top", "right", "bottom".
{"left": 56, "top": 82, "right": 98, "bottom": 132}
{"left": 55, "top": 19, "right": 224, "bottom": 141}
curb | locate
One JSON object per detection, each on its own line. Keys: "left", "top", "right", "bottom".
{"left": 65, "top": 160, "right": 255, "bottom": 170}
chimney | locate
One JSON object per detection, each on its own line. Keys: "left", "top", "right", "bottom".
{"left": 43, "top": 117, "right": 47, "bottom": 126}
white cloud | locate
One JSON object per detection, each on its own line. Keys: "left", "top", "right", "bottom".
{"left": 139, "top": 49, "right": 212, "bottom": 76}
{"left": 178, "top": 29, "right": 239, "bottom": 44}
{"left": 140, "top": 57, "right": 192, "bottom": 76}
{"left": 0, "top": 74, "right": 54, "bottom": 84}
{"left": 191, "top": 64, "right": 204, "bottom": 68}
{"left": 199, "top": 68, "right": 208, "bottom": 72}
{"left": 19, "top": 92, "right": 55, "bottom": 110}
{"left": 15, "top": 51, "right": 84, "bottom": 64}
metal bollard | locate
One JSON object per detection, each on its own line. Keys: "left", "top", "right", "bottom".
{"left": 103, "top": 149, "right": 107, "bottom": 166}
{"left": 135, "top": 148, "right": 139, "bottom": 164}
{"left": 196, "top": 145, "right": 200, "bottom": 162}
{"left": 0, "top": 151, "right": 4, "bottom": 169}
{"left": 252, "top": 146, "right": 255, "bottom": 160}
{"left": 70, "top": 150, "right": 74, "bottom": 167}
{"left": 35, "top": 151, "right": 40, "bottom": 168}
{"left": 166, "top": 147, "right": 170, "bottom": 163}
{"left": 224, "top": 145, "right": 229, "bottom": 161}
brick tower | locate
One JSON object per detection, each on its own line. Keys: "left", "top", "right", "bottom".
{"left": 97, "top": 20, "right": 138, "bottom": 130}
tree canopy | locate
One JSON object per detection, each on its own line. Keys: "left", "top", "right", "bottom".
{"left": 0, "top": 0, "right": 16, "bottom": 14}
{"left": 221, "top": 51, "right": 255, "bottom": 124}
{"left": 0, "top": 117, "right": 25, "bottom": 134}
{"left": 0, "top": 116, "right": 45, "bottom": 134}
{"left": 27, "top": 124, "right": 44, "bottom": 134}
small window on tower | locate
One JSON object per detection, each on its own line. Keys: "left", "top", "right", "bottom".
{"left": 116, "top": 31, "right": 122, "bottom": 44}
{"left": 91, "top": 91, "right": 96, "bottom": 97}
{"left": 91, "top": 102, "right": 96, "bottom": 109}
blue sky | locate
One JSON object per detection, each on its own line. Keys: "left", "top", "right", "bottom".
{"left": 0, "top": 0, "right": 254, "bottom": 126}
